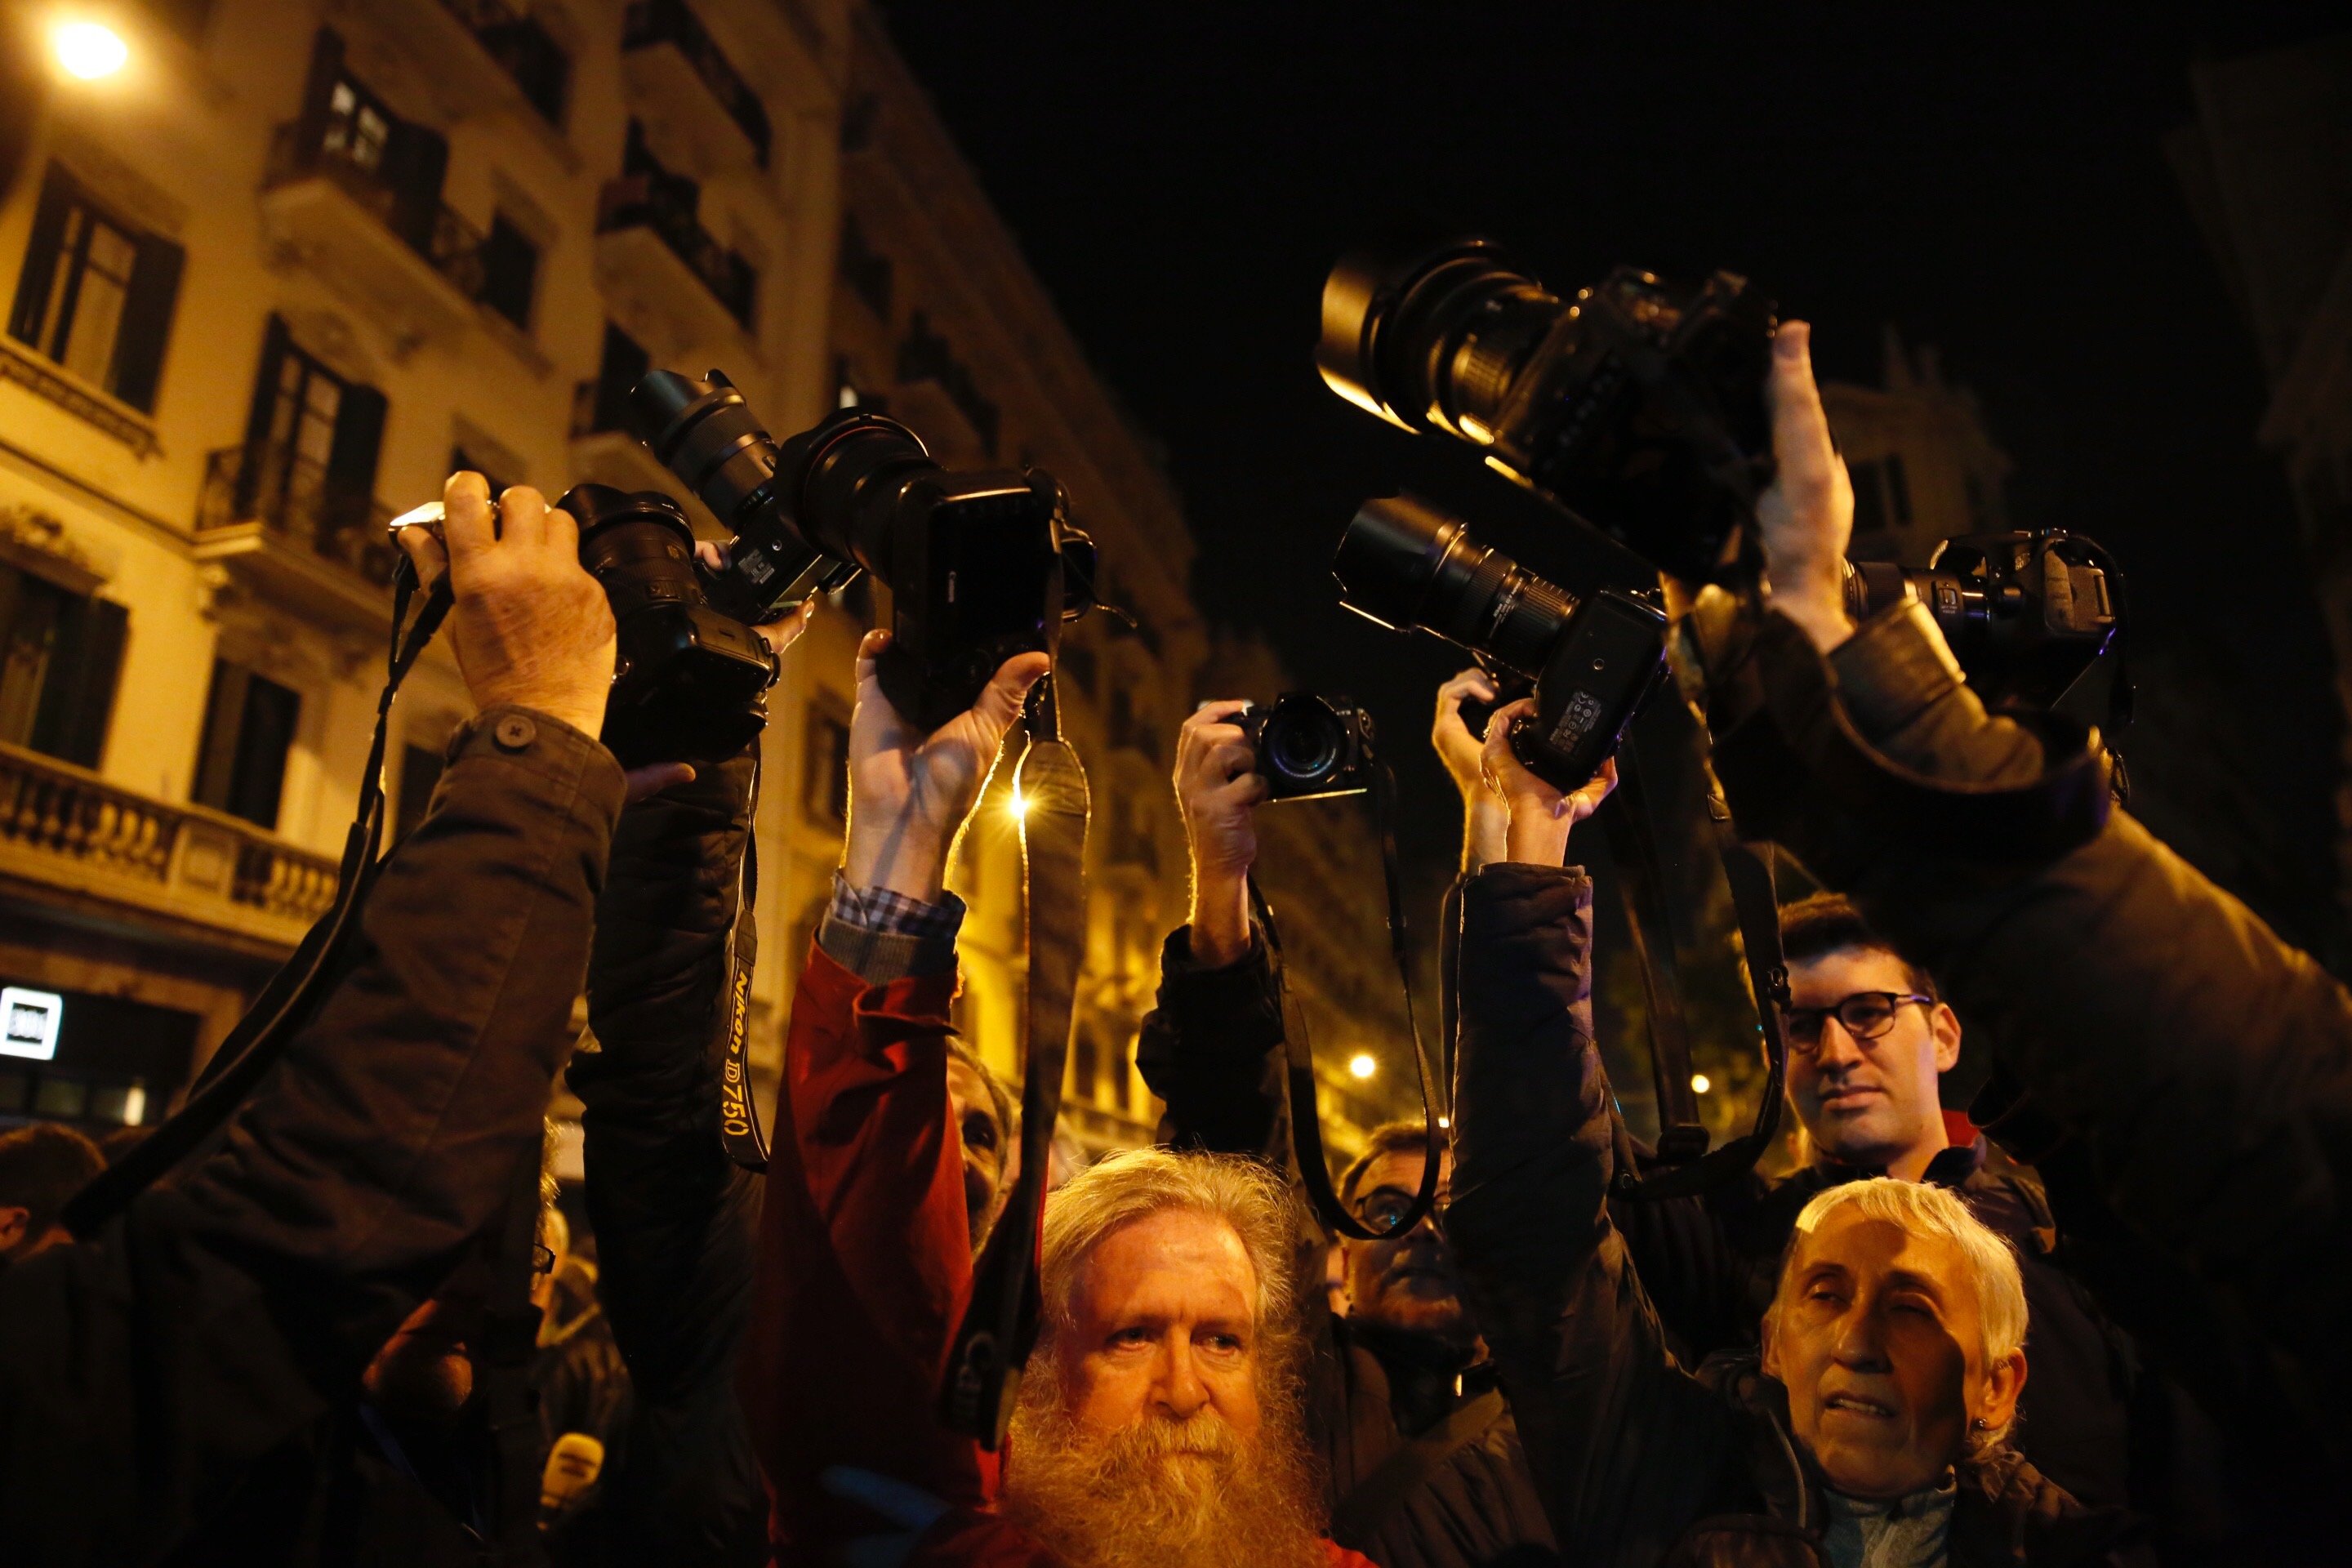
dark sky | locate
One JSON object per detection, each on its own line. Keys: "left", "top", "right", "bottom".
{"left": 878, "top": 0, "right": 2348, "bottom": 959}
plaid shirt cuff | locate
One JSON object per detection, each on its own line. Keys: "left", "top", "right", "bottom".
{"left": 819, "top": 872, "right": 964, "bottom": 983}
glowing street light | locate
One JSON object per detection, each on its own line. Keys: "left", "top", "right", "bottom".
{"left": 53, "top": 20, "right": 128, "bottom": 80}
{"left": 1690, "top": 1073, "right": 1712, "bottom": 1095}
{"left": 1347, "top": 1052, "right": 1377, "bottom": 1080}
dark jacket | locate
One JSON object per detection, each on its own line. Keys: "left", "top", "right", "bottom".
{"left": 1139, "top": 926, "right": 1561, "bottom": 1568}
{"left": 563, "top": 751, "right": 767, "bottom": 1566}
{"left": 1616, "top": 1140, "right": 2145, "bottom": 1520}
{"left": 1698, "top": 600, "right": 2351, "bottom": 1555}
{"left": 1444, "top": 860, "right": 2140, "bottom": 1568}
{"left": 0, "top": 706, "right": 624, "bottom": 1568}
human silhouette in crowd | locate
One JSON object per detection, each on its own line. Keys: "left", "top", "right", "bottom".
{"left": 738, "top": 629, "right": 1379, "bottom": 1567}
{"left": 0, "top": 1120, "right": 104, "bottom": 1265}
{"left": 1676, "top": 317, "right": 2349, "bottom": 1561}
{"left": 1134, "top": 697, "right": 1560, "bottom": 1567}
{"left": 1444, "top": 692, "right": 2140, "bottom": 1566}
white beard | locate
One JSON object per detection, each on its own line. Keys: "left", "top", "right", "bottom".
{"left": 1000, "top": 1387, "right": 1327, "bottom": 1568}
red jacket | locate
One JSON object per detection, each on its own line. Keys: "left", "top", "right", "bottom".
{"left": 742, "top": 943, "right": 1374, "bottom": 1568}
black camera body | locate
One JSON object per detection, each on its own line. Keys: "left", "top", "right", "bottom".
{"left": 1320, "top": 237, "right": 1776, "bottom": 585}
{"left": 1846, "top": 532, "right": 2119, "bottom": 710}
{"left": 629, "top": 371, "right": 1097, "bottom": 733}
{"left": 557, "top": 483, "right": 777, "bottom": 769}
{"left": 1334, "top": 493, "right": 1666, "bottom": 791}
{"left": 1236, "top": 695, "right": 1378, "bottom": 803}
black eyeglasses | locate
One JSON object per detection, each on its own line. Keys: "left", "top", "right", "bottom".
{"left": 1782, "top": 991, "right": 1934, "bottom": 1054}
{"left": 532, "top": 1243, "right": 557, "bottom": 1276}
{"left": 1353, "top": 1184, "right": 1446, "bottom": 1236}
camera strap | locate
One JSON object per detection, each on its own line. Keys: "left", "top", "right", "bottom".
{"left": 942, "top": 676, "right": 1091, "bottom": 1449}
{"left": 717, "top": 763, "right": 769, "bottom": 1171}
{"left": 65, "top": 563, "right": 453, "bottom": 1236}
{"left": 1597, "top": 743, "right": 1710, "bottom": 1163}
{"left": 1611, "top": 764, "right": 1792, "bottom": 1202}
{"left": 1261, "top": 762, "right": 1444, "bottom": 1244}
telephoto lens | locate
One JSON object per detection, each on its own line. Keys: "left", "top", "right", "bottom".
{"left": 630, "top": 368, "right": 1098, "bottom": 733}
{"left": 1334, "top": 494, "right": 1665, "bottom": 791}
{"left": 1318, "top": 235, "right": 1776, "bottom": 585}
{"left": 1234, "top": 695, "right": 1377, "bottom": 803}
{"left": 559, "top": 483, "right": 777, "bottom": 768}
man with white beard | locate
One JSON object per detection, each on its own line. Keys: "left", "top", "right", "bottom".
{"left": 739, "top": 627, "right": 1375, "bottom": 1568}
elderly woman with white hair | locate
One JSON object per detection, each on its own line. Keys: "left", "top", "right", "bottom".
{"left": 1440, "top": 710, "right": 2145, "bottom": 1568}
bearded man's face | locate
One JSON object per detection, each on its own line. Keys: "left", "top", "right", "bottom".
{"left": 1002, "top": 1208, "right": 1325, "bottom": 1568}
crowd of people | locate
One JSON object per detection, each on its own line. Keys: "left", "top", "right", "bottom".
{"left": 0, "top": 322, "right": 2345, "bottom": 1568}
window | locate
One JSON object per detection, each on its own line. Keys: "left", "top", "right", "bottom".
{"left": 1071, "top": 1027, "right": 1100, "bottom": 1102}
{"left": 804, "top": 702, "right": 850, "bottom": 826}
{"left": 235, "top": 317, "right": 388, "bottom": 544}
{"left": 479, "top": 215, "right": 538, "bottom": 330}
{"left": 323, "top": 76, "right": 393, "bottom": 176}
{"left": 8, "top": 165, "right": 185, "bottom": 412}
{"left": 1850, "top": 458, "right": 1886, "bottom": 535}
{"left": 393, "top": 741, "right": 445, "bottom": 843}
{"left": 0, "top": 564, "right": 127, "bottom": 768}
{"left": 192, "top": 662, "right": 301, "bottom": 829}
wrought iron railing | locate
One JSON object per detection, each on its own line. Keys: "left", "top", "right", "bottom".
{"left": 198, "top": 442, "right": 399, "bottom": 588}
{"left": 265, "top": 122, "right": 488, "bottom": 304}
{"left": 596, "top": 171, "right": 757, "bottom": 327}
{"left": 621, "top": 0, "right": 771, "bottom": 165}
{"left": 0, "top": 742, "right": 339, "bottom": 933}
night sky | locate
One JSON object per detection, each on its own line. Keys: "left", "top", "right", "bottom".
{"left": 878, "top": 0, "right": 2348, "bottom": 961}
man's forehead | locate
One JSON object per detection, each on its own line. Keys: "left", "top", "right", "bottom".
{"left": 1071, "top": 1209, "right": 1257, "bottom": 1321}
{"left": 1360, "top": 1145, "right": 1448, "bottom": 1196}
{"left": 1787, "top": 947, "right": 1913, "bottom": 996}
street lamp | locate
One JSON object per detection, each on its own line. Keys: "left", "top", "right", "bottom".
{"left": 1690, "top": 1073, "right": 1712, "bottom": 1094}
{"left": 52, "top": 19, "right": 128, "bottom": 80}
{"left": 1347, "top": 1052, "right": 1377, "bottom": 1080}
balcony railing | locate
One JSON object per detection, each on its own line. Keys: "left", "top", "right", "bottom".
{"left": 622, "top": 0, "right": 770, "bottom": 166}
{"left": 597, "top": 171, "right": 757, "bottom": 327}
{"left": 266, "top": 122, "right": 488, "bottom": 303}
{"left": 198, "top": 442, "right": 399, "bottom": 588}
{"left": 439, "top": 0, "right": 572, "bottom": 125}
{"left": 0, "top": 741, "right": 339, "bottom": 940}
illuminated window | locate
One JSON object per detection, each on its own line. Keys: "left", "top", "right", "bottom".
{"left": 7, "top": 164, "right": 184, "bottom": 412}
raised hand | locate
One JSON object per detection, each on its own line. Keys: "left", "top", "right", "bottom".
{"left": 1754, "top": 320, "right": 1859, "bottom": 653}
{"left": 1174, "top": 700, "right": 1268, "bottom": 966}
{"left": 1479, "top": 699, "right": 1618, "bottom": 867}
{"left": 840, "top": 631, "right": 1049, "bottom": 902}
{"left": 1433, "top": 667, "right": 1509, "bottom": 873}
{"left": 393, "top": 471, "right": 615, "bottom": 740}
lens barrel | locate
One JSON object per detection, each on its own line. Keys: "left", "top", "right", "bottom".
{"left": 1332, "top": 494, "right": 1578, "bottom": 677}
{"left": 1318, "top": 237, "right": 1562, "bottom": 445}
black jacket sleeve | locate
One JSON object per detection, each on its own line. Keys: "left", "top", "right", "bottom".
{"left": 1717, "top": 600, "right": 2352, "bottom": 1415}
{"left": 0, "top": 706, "right": 624, "bottom": 1567}
{"left": 567, "top": 753, "right": 766, "bottom": 1567}
{"left": 1446, "top": 862, "right": 1740, "bottom": 1564}
{"left": 1136, "top": 924, "right": 1292, "bottom": 1163}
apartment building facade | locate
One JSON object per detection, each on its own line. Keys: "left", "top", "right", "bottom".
{"left": 0, "top": 0, "right": 848, "bottom": 1136}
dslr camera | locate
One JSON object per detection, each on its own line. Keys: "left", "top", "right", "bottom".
{"left": 1334, "top": 493, "right": 1665, "bottom": 791}
{"left": 1843, "top": 533, "right": 2119, "bottom": 709}
{"left": 630, "top": 370, "right": 1099, "bottom": 733}
{"left": 1319, "top": 235, "right": 1775, "bottom": 586}
{"left": 1236, "top": 695, "right": 1377, "bottom": 802}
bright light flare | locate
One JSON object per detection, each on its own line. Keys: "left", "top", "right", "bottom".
{"left": 1347, "top": 1052, "right": 1377, "bottom": 1081}
{"left": 53, "top": 20, "right": 128, "bottom": 80}
{"left": 1690, "top": 1073, "right": 1712, "bottom": 1095}
{"left": 1007, "top": 786, "right": 1028, "bottom": 820}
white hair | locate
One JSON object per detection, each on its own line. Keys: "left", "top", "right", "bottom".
{"left": 1775, "top": 1178, "right": 2029, "bottom": 1450}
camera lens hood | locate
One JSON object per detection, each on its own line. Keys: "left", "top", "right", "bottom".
{"left": 1319, "top": 234, "right": 1519, "bottom": 430}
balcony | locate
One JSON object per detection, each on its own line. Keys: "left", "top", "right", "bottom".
{"left": 195, "top": 443, "right": 398, "bottom": 632}
{"left": 0, "top": 741, "right": 338, "bottom": 956}
{"left": 261, "top": 122, "right": 488, "bottom": 351}
{"left": 568, "top": 381, "right": 728, "bottom": 538}
{"left": 621, "top": 0, "right": 769, "bottom": 174}
{"left": 596, "top": 171, "right": 758, "bottom": 354}
{"left": 331, "top": 0, "right": 573, "bottom": 150}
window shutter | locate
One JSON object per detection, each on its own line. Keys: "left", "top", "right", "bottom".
{"left": 292, "top": 29, "right": 345, "bottom": 164}
{"left": 384, "top": 120, "right": 448, "bottom": 255}
{"left": 8, "top": 167, "right": 77, "bottom": 347}
{"left": 108, "top": 232, "right": 183, "bottom": 412}
{"left": 32, "top": 595, "right": 127, "bottom": 769}
{"left": 237, "top": 314, "right": 292, "bottom": 514}
{"left": 323, "top": 381, "right": 388, "bottom": 530}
